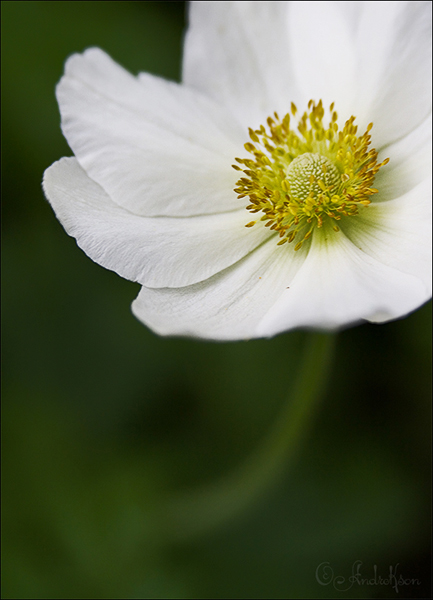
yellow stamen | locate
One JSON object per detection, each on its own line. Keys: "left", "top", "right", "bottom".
{"left": 235, "top": 100, "right": 389, "bottom": 248}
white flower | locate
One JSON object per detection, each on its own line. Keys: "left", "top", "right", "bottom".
{"left": 43, "top": 1, "right": 431, "bottom": 341}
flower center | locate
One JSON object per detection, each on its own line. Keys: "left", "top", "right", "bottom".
{"left": 286, "top": 153, "right": 340, "bottom": 201}
{"left": 233, "top": 100, "right": 389, "bottom": 250}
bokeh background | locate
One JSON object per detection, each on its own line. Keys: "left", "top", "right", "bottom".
{"left": 2, "top": 2, "right": 431, "bottom": 598}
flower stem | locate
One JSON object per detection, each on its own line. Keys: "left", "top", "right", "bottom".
{"left": 164, "top": 332, "right": 335, "bottom": 541}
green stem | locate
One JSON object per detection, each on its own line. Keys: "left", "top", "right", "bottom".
{"left": 164, "top": 332, "right": 335, "bottom": 541}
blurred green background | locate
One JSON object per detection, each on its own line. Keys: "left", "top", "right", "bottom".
{"left": 2, "top": 2, "right": 431, "bottom": 598}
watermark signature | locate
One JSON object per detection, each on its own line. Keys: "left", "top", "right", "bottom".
{"left": 315, "top": 560, "right": 421, "bottom": 594}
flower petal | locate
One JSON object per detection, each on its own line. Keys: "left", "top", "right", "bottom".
{"left": 43, "top": 158, "right": 272, "bottom": 287}
{"left": 56, "top": 48, "right": 246, "bottom": 217}
{"left": 132, "top": 238, "right": 308, "bottom": 341}
{"left": 285, "top": 1, "right": 431, "bottom": 146}
{"left": 339, "top": 179, "right": 432, "bottom": 292}
{"left": 257, "top": 226, "right": 430, "bottom": 337}
{"left": 375, "top": 114, "right": 432, "bottom": 200}
{"left": 345, "top": 1, "right": 432, "bottom": 148}
{"left": 183, "top": 1, "right": 302, "bottom": 130}
{"left": 287, "top": 1, "right": 358, "bottom": 121}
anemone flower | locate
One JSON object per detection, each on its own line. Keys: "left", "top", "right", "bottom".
{"left": 43, "top": 1, "right": 431, "bottom": 340}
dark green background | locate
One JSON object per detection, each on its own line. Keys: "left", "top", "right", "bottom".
{"left": 2, "top": 2, "right": 431, "bottom": 598}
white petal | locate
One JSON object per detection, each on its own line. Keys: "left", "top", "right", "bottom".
{"left": 375, "top": 113, "right": 432, "bottom": 200}
{"left": 183, "top": 1, "right": 302, "bottom": 130}
{"left": 57, "top": 48, "right": 246, "bottom": 217}
{"left": 340, "top": 179, "right": 432, "bottom": 292}
{"left": 287, "top": 1, "right": 358, "bottom": 121}
{"left": 288, "top": 2, "right": 432, "bottom": 146}
{"left": 43, "top": 158, "right": 272, "bottom": 288}
{"left": 184, "top": 1, "right": 431, "bottom": 150}
{"left": 349, "top": 1, "right": 432, "bottom": 148}
{"left": 257, "top": 226, "right": 430, "bottom": 337}
{"left": 132, "top": 239, "right": 308, "bottom": 341}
